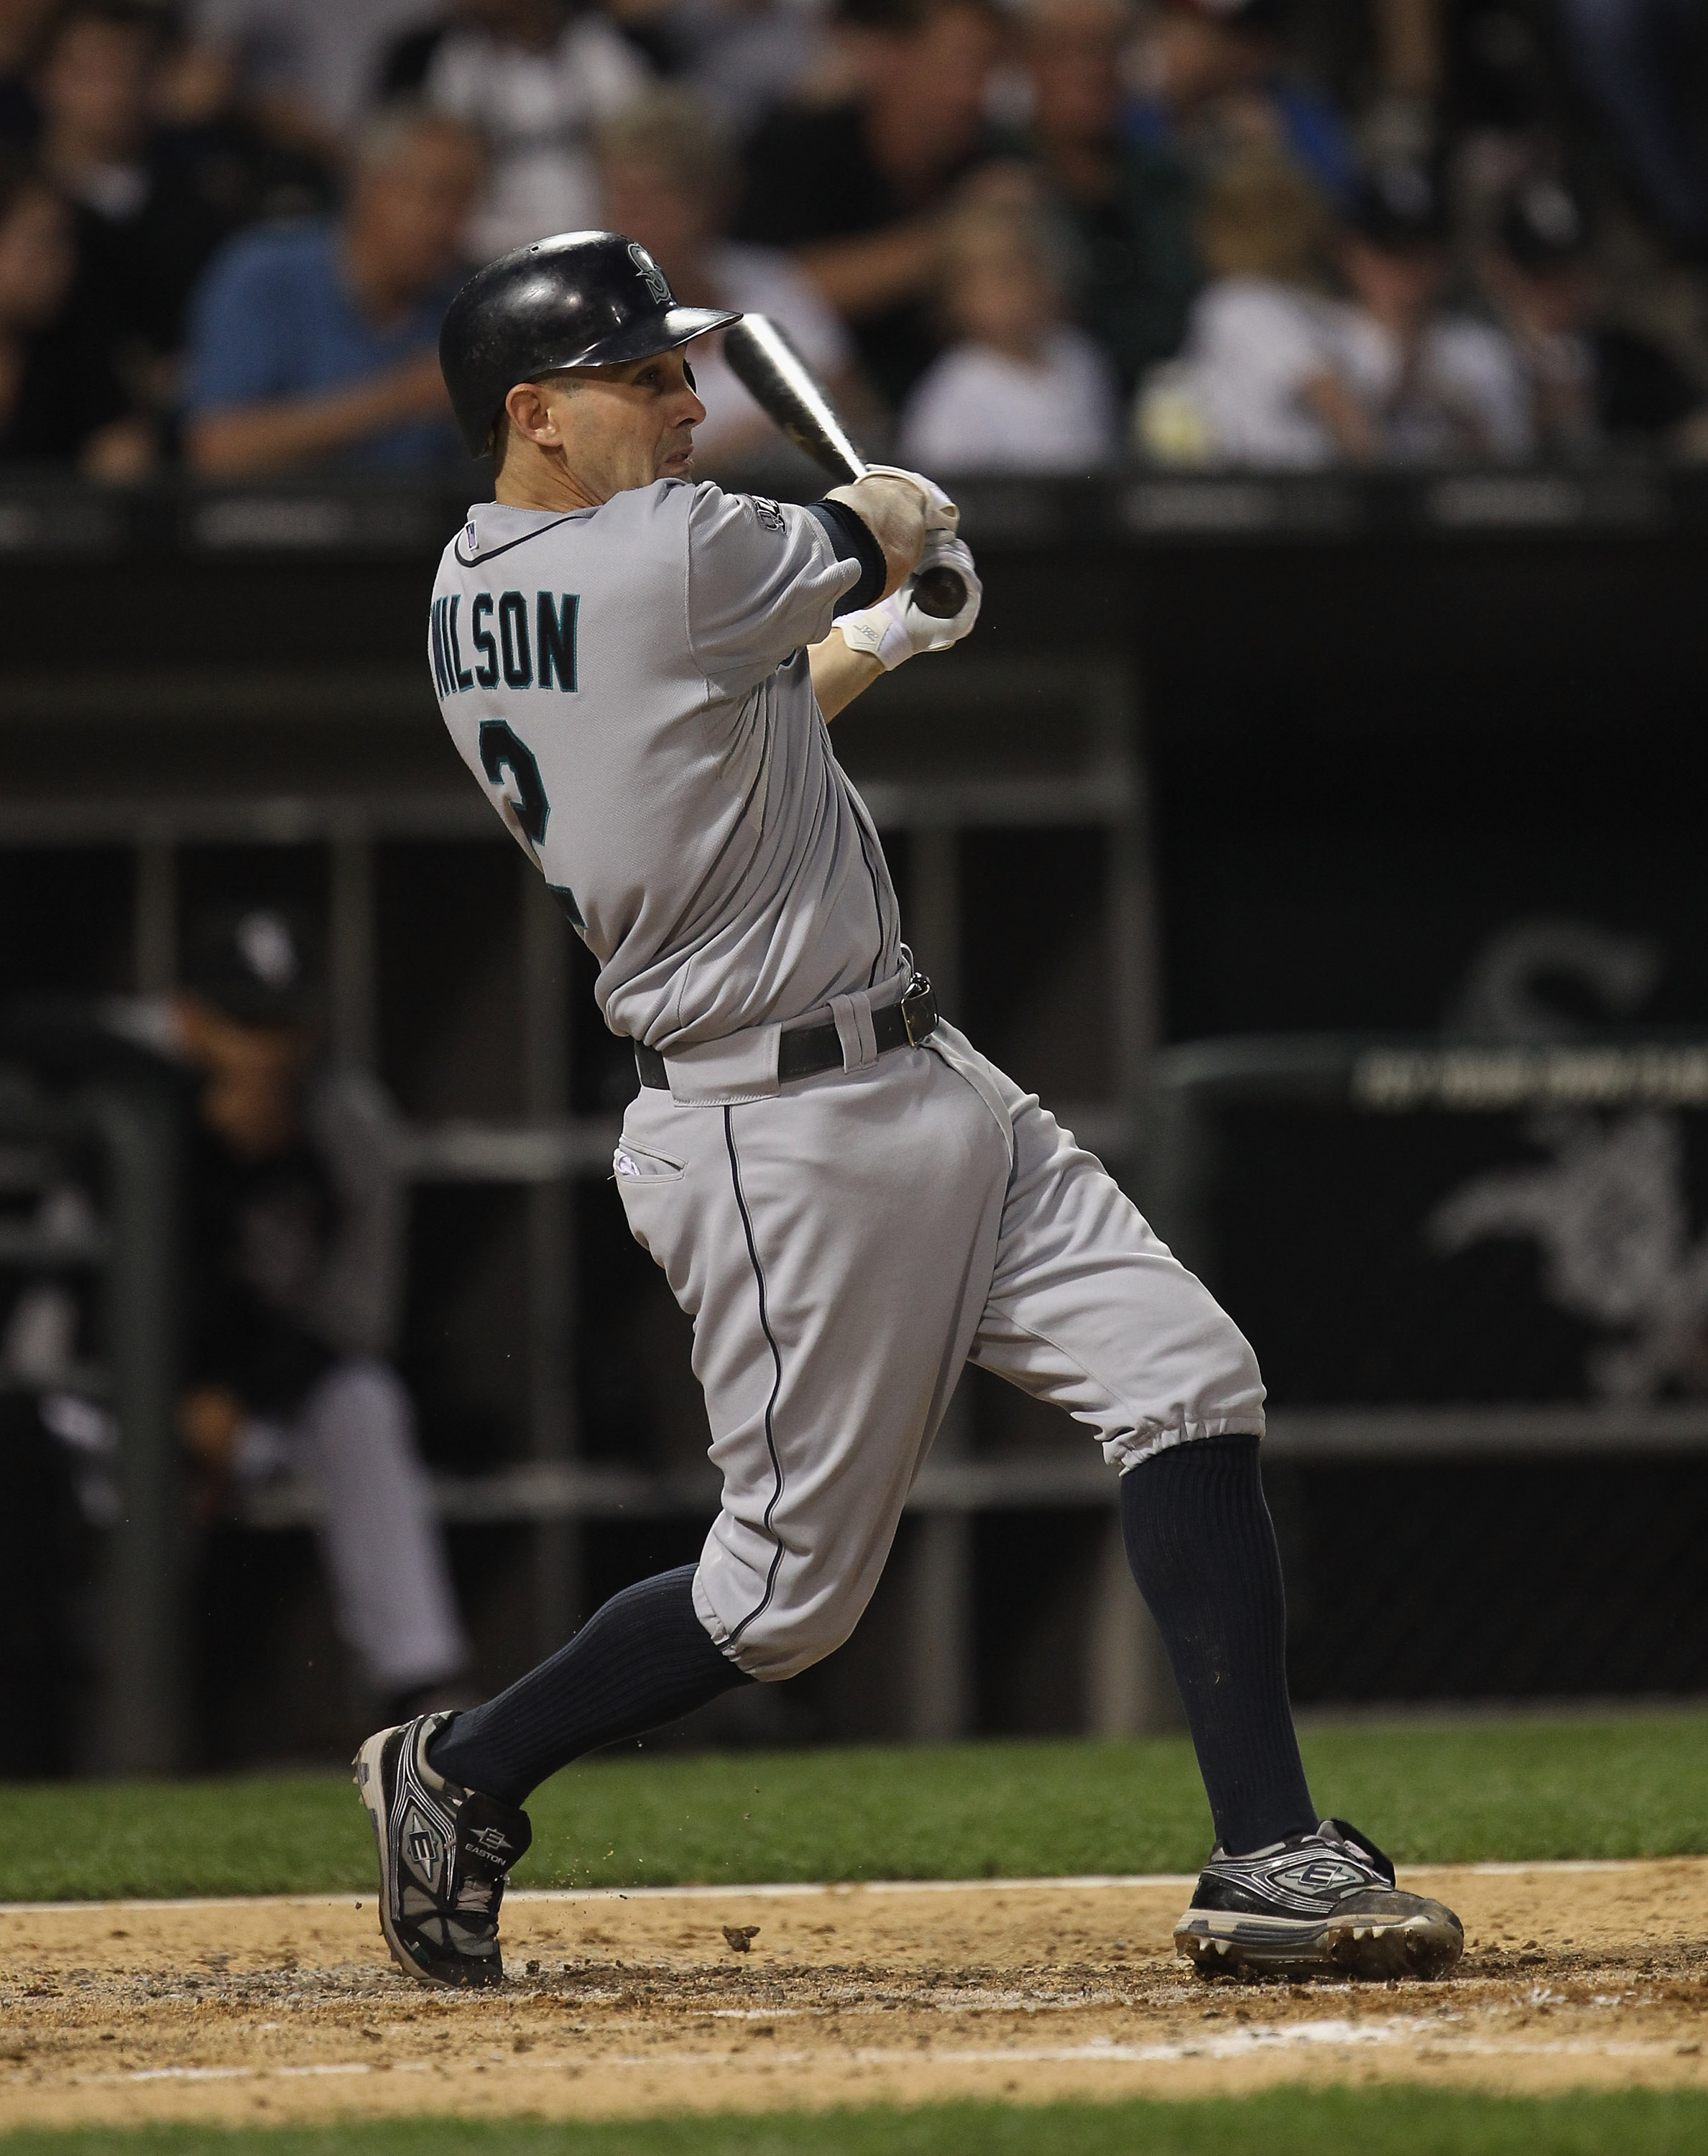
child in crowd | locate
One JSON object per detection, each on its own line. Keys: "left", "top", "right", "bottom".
{"left": 1140, "top": 155, "right": 1532, "bottom": 466}
{"left": 1480, "top": 172, "right": 1704, "bottom": 453}
{"left": 1335, "top": 159, "right": 1531, "bottom": 464}
{"left": 1135, "top": 147, "right": 1354, "bottom": 465}
{"left": 897, "top": 192, "right": 1120, "bottom": 473}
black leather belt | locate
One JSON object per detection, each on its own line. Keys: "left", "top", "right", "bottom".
{"left": 634, "top": 974, "right": 938, "bottom": 1091}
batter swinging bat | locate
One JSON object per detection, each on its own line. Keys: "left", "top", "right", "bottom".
{"left": 722, "top": 314, "right": 969, "bottom": 621}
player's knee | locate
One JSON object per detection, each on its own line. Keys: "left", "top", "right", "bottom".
{"left": 1177, "top": 1295, "right": 1266, "bottom": 1427}
{"left": 720, "top": 1585, "right": 870, "bottom": 1683}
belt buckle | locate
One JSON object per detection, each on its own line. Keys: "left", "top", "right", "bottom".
{"left": 900, "top": 972, "right": 938, "bottom": 1046}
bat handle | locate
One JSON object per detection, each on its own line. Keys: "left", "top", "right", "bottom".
{"left": 910, "top": 563, "right": 968, "bottom": 619}
{"left": 839, "top": 461, "right": 966, "bottom": 619}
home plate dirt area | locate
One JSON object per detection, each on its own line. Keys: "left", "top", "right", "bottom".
{"left": 4, "top": 1863, "right": 1707, "bottom": 2129}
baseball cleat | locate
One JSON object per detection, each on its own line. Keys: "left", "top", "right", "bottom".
{"left": 353, "top": 1711, "right": 532, "bottom": 1989}
{"left": 1174, "top": 1816, "right": 1464, "bottom": 1982}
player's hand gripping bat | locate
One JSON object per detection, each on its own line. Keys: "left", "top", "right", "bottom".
{"left": 721, "top": 314, "right": 969, "bottom": 620}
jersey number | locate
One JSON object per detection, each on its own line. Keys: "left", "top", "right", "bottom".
{"left": 479, "top": 721, "right": 548, "bottom": 847}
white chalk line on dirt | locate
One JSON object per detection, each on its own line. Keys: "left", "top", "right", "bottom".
{"left": 69, "top": 2014, "right": 1702, "bottom": 2089}
{"left": 1, "top": 1857, "right": 1679, "bottom": 1920}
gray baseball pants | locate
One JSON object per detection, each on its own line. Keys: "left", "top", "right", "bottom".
{"left": 615, "top": 1015, "right": 1265, "bottom": 1682}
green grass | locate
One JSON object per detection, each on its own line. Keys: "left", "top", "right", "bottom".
{"left": 6, "top": 2092, "right": 1708, "bottom": 2156}
{"left": 1, "top": 1713, "right": 1704, "bottom": 1904}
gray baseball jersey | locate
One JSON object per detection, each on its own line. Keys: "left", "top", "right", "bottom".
{"left": 432, "top": 478, "right": 1265, "bottom": 1681}
{"left": 430, "top": 479, "right": 904, "bottom": 1051}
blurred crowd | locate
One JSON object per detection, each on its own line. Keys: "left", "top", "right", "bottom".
{"left": 4, "top": 0, "right": 1708, "bottom": 479}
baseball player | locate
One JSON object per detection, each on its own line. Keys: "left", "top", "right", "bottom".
{"left": 355, "top": 231, "right": 1463, "bottom": 1989}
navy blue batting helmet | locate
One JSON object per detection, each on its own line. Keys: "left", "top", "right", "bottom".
{"left": 439, "top": 229, "right": 740, "bottom": 458}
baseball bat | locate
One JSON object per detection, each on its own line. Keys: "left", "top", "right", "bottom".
{"left": 721, "top": 313, "right": 967, "bottom": 620}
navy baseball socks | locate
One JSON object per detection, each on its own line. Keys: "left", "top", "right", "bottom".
{"left": 1122, "top": 1434, "right": 1462, "bottom": 1980}
{"left": 355, "top": 1445, "right": 1459, "bottom": 1987}
{"left": 354, "top": 1565, "right": 749, "bottom": 1986}
{"left": 427, "top": 1564, "right": 750, "bottom": 1803}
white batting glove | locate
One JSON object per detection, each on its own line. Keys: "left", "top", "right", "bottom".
{"left": 859, "top": 464, "right": 960, "bottom": 535}
{"left": 837, "top": 534, "right": 982, "bottom": 670}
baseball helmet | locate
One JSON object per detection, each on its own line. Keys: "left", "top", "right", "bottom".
{"left": 183, "top": 904, "right": 321, "bottom": 1025}
{"left": 439, "top": 230, "right": 741, "bottom": 458}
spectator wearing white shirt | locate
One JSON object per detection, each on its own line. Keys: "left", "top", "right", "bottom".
{"left": 1137, "top": 148, "right": 1356, "bottom": 467}
{"left": 382, "top": 0, "right": 650, "bottom": 259}
{"left": 651, "top": 0, "right": 831, "bottom": 137}
{"left": 594, "top": 86, "right": 864, "bottom": 471}
{"left": 1336, "top": 158, "right": 1531, "bottom": 465}
{"left": 189, "top": 0, "right": 430, "bottom": 156}
{"left": 898, "top": 193, "right": 1120, "bottom": 473}
{"left": 1142, "top": 154, "right": 1532, "bottom": 468}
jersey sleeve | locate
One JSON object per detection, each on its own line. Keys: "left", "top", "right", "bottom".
{"left": 685, "top": 483, "right": 862, "bottom": 691}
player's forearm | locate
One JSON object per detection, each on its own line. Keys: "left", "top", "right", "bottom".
{"left": 791, "top": 224, "right": 938, "bottom": 319}
{"left": 825, "top": 474, "right": 927, "bottom": 599}
{"left": 808, "top": 630, "right": 885, "bottom": 720}
{"left": 185, "top": 375, "right": 414, "bottom": 476}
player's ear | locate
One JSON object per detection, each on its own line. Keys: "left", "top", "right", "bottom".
{"left": 503, "top": 380, "right": 560, "bottom": 446}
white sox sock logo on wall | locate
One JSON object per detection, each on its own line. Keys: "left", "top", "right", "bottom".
{"left": 1425, "top": 918, "right": 1708, "bottom": 1403}
{"left": 628, "top": 243, "right": 671, "bottom": 307}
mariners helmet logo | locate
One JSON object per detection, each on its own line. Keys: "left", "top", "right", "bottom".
{"left": 628, "top": 242, "right": 672, "bottom": 308}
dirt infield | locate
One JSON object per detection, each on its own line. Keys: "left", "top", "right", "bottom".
{"left": 3, "top": 1862, "right": 1706, "bottom": 2130}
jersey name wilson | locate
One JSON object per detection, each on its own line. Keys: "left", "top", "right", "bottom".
{"left": 432, "top": 591, "right": 578, "bottom": 699}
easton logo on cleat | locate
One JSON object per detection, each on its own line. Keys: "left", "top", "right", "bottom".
{"left": 1273, "top": 1858, "right": 1369, "bottom": 1894}
{"left": 408, "top": 1828, "right": 444, "bottom": 1868}
{"left": 465, "top": 1825, "right": 516, "bottom": 1856}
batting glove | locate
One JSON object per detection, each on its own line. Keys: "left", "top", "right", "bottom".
{"left": 859, "top": 464, "right": 960, "bottom": 535}
{"left": 837, "top": 534, "right": 982, "bottom": 670}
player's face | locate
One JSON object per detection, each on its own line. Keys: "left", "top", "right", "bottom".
{"left": 172, "top": 995, "right": 310, "bottom": 1161}
{"left": 535, "top": 349, "right": 707, "bottom": 499}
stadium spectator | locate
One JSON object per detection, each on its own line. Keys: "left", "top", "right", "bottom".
{"left": 732, "top": 0, "right": 1007, "bottom": 411}
{"left": 1140, "top": 152, "right": 1532, "bottom": 468}
{"left": 1481, "top": 171, "right": 1706, "bottom": 451}
{"left": 0, "top": 0, "right": 50, "bottom": 147}
{"left": 182, "top": 107, "right": 481, "bottom": 475}
{"left": 380, "top": 0, "right": 650, "bottom": 260}
{"left": 1007, "top": 0, "right": 1199, "bottom": 395}
{"left": 1335, "top": 156, "right": 1531, "bottom": 462}
{"left": 646, "top": 0, "right": 830, "bottom": 136}
{"left": 185, "top": 0, "right": 430, "bottom": 160}
{"left": 0, "top": 158, "right": 152, "bottom": 470}
{"left": 29, "top": 0, "right": 333, "bottom": 400}
{"left": 1127, "top": 0, "right": 1354, "bottom": 205}
{"left": 1554, "top": 0, "right": 1708, "bottom": 249}
{"left": 1134, "top": 147, "right": 1356, "bottom": 466}
{"left": 168, "top": 905, "right": 471, "bottom": 1724}
{"left": 898, "top": 190, "right": 1120, "bottom": 470}
{"left": 594, "top": 85, "right": 864, "bottom": 471}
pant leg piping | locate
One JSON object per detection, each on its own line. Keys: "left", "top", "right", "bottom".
{"left": 723, "top": 1105, "right": 787, "bottom": 1644}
